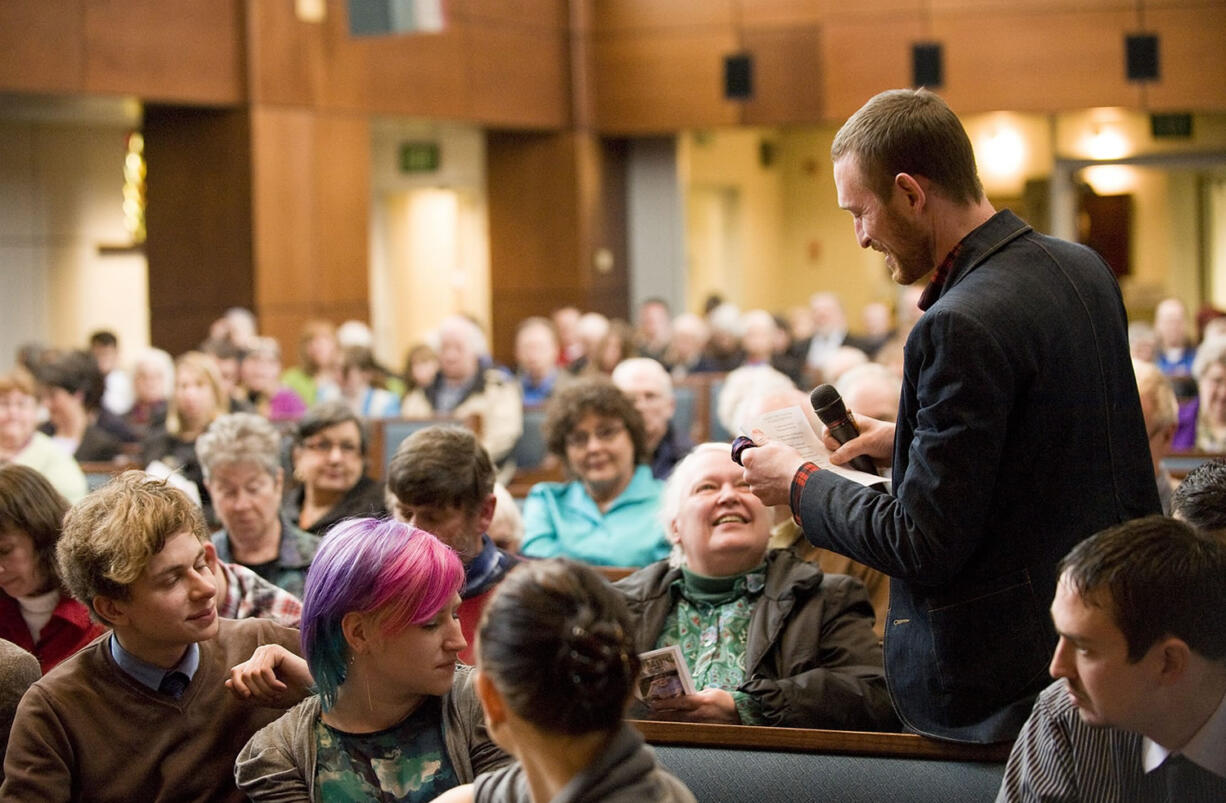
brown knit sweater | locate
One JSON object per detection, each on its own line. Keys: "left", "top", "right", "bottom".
{"left": 0, "top": 618, "right": 303, "bottom": 802}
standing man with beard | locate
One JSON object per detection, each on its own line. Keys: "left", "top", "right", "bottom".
{"left": 742, "top": 88, "right": 1159, "bottom": 743}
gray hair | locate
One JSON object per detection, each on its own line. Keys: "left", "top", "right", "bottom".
{"left": 658, "top": 442, "right": 734, "bottom": 566}
{"left": 195, "top": 412, "right": 284, "bottom": 481}
{"left": 1192, "top": 335, "right": 1226, "bottom": 380}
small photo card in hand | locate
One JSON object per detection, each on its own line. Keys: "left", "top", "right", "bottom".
{"left": 635, "top": 645, "right": 697, "bottom": 703}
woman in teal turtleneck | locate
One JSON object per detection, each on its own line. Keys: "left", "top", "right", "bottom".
{"left": 614, "top": 443, "right": 898, "bottom": 731}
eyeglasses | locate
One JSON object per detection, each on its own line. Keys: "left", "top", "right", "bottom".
{"left": 301, "top": 438, "right": 361, "bottom": 456}
{"left": 565, "top": 423, "right": 626, "bottom": 449}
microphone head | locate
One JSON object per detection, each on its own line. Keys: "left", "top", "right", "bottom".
{"left": 809, "top": 383, "right": 848, "bottom": 424}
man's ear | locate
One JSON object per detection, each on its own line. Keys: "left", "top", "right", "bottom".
{"left": 475, "top": 669, "right": 507, "bottom": 727}
{"left": 893, "top": 172, "right": 928, "bottom": 213}
{"left": 93, "top": 595, "right": 127, "bottom": 628}
{"left": 203, "top": 541, "right": 219, "bottom": 571}
{"left": 477, "top": 493, "right": 497, "bottom": 534}
{"left": 1155, "top": 636, "right": 1191, "bottom": 685}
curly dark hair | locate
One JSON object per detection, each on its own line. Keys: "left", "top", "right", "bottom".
{"left": 543, "top": 378, "right": 648, "bottom": 466}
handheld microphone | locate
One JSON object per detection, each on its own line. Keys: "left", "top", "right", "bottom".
{"left": 809, "top": 384, "right": 879, "bottom": 476}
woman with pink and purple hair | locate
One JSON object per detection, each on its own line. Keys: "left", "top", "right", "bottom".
{"left": 231, "top": 517, "right": 509, "bottom": 801}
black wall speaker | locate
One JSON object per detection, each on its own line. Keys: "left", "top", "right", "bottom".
{"left": 912, "top": 43, "right": 943, "bottom": 89}
{"left": 1125, "top": 34, "right": 1160, "bottom": 82}
{"left": 724, "top": 53, "right": 753, "bottom": 100}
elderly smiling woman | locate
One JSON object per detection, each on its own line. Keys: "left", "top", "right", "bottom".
{"left": 614, "top": 443, "right": 897, "bottom": 730}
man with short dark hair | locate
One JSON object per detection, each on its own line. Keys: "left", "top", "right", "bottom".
{"left": 742, "top": 88, "right": 1159, "bottom": 743}
{"left": 999, "top": 516, "right": 1226, "bottom": 801}
{"left": 1171, "top": 459, "right": 1226, "bottom": 538}
{"left": 386, "top": 426, "right": 517, "bottom": 663}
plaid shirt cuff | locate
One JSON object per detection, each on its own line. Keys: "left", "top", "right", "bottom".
{"left": 790, "top": 461, "right": 819, "bottom": 526}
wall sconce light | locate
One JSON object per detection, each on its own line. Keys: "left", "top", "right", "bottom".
{"left": 978, "top": 126, "right": 1026, "bottom": 179}
{"left": 1083, "top": 125, "right": 1131, "bottom": 160}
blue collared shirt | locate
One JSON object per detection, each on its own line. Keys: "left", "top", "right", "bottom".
{"left": 109, "top": 636, "right": 200, "bottom": 693}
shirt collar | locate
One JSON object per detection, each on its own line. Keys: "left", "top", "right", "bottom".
{"left": 1142, "top": 685, "right": 1226, "bottom": 778}
{"left": 110, "top": 636, "right": 200, "bottom": 692}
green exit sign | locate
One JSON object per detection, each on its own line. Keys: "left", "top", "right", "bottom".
{"left": 399, "top": 142, "right": 440, "bottom": 173}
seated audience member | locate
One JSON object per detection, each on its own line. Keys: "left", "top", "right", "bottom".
{"left": 233, "top": 518, "right": 509, "bottom": 801}
{"left": 1171, "top": 459, "right": 1226, "bottom": 538}
{"left": 487, "top": 483, "right": 523, "bottom": 554}
{"left": 402, "top": 342, "right": 440, "bottom": 396}
{"left": 611, "top": 358, "right": 692, "bottom": 480}
{"left": 0, "top": 372, "right": 87, "bottom": 503}
{"left": 238, "top": 336, "right": 308, "bottom": 422}
{"left": 817, "top": 344, "right": 870, "bottom": 386}
{"left": 615, "top": 444, "right": 895, "bottom": 730}
{"left": 197, "top": 413, "right": 321, "bottom": 598}
{"left": 331, "top": 346, "right": 401, "bottom": 419}
{"left": 715, "top": 365, "right": 796, "bottom": 440}
{"left": 142, "top": 351, "right": 226, "bottom": 518}
{"left": 207, "top": 550, "right": 302, "bottom": 628}
{"left": 565, "top": 312, "right": 610, "bottom": 375}
{"left": 858, "top": 301, "right": 896, "bottom": 359}
{"left": 280, "top": 319, "right": 342, "bottom": 407}
{"left": 0, "top": 638, "right": 38, "bottom": 782}
{"left": 552, "top": 306, "right": 584, "bottom": 367}
{"left": 520, "top": 379, "right": 669, "bottom": 567}
{"left": 386, "top": 426, "right": 518, "bottom": 664}
{"left": 1153, "top": 297, "right": 1198, "bottom": 378}
{"left": 0, "top": 466, "right": 104, "bottom": 674}
{"left": 515, "top": 317, "right": 567, "bottom": 406}
{"left": 88, "top": 330, "right": 133, "bottom": 418}
{"left": 1132, "top": 359, "right": 1180, "bottom": 513}
{"left": 284, "top": 402, "right": 387, "bottom": 537}
{"left": 1129, "top": 321, "right": 1158, "bottom": 364}
{"left": 836, "top": 362, "right": 903, "bottom": 423}
{"left": 739, "top": 309, "right": 803, "bottom": 386}
{"left": 36, "top": 350, "right": 125, "bottom": 462}
{"left": 703, "top": 302, "right": 746, "bottom": 373}
{"left": 1173, "top": 336, "right": 1226, "bottom": 452}
{"left": 434, "top": 558, "right": 696, "bottom": 803}
{"left": 582, "top": 319, "right": 637, "bottom": 378}
{"left": 0, "top": 472, "right": 305, "bottom": 802}
{"left": 402, "top": 315, "right": 523, "bottom": 474}
{"left": 124, "top": 347, "right": 173, "bottom": 439}
{"left": 211, "top": 306, "right": 260, "bottom": 351}
{"left": 635, "top": 297, "right": 674, "bottom": 364}
{"left": 999, "top": 516, "right": 1226, "bottom": 801}
{"left": 198, "top": 337, "right": 252, "bottom": 414}
{"left": 803, "top": 292, "right": 876, "bottom": 378}
{"left": 664, "top": 313, "right": 717, "bottom": 379}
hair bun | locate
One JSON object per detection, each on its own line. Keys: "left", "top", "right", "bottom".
{"left": 561, "top": 618, "right": 632, "bottom": 691}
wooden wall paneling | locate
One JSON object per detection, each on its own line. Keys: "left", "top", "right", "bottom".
{"left": 739, "top": 0, "right": 826, "bottom": 28}
{"left": 821, "top": 16, "right": 925, "bottom": 121}
{"left": 486, "top": 131, "right": 631, "bottom": 364}
{"left": 936, "top": 10, "right": 1139, "bottom": 113}
{"left": 143, "top": 105, "right": 254, "bottom": 357}
{"left": 592, "top": 31, "right": 743, "bottom": 132}
{"left": 465, "top": 25, "right": 571, "bottom": 128}
{"left": 1143, "top": 6, "right": 1226, "bottom": 111}
{"left": 245, "top": 0, "right": 327, "bottom": 107}
{"left": 311, "top": 113, "right": 370, "bottom": 309}
{"left": 461, "top": 0, "right": 569, "bottom": 29}
{"left": 83, "top": 0, "right": 245, "bottom": 104}
{"left": 588, "top": 0, "right": 735, "bottom": 32}
{"left": 0, "top": 0, "right": 85, "bottom": 94}
{"left": 251, "top": 107, "right": 317, "bottom": 314}
{"left": 741, "top": 25, "right": 823, "bottom": 124}
{"left": 361, "top": 27, "right": 470, "bottom": 118}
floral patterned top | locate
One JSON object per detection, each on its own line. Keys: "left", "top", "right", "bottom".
{"left": 652, "top": 564, "right": 768, "bottom": 724}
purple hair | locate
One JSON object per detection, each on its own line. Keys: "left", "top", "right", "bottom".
{"left": 300, "top": 517, "right": 463, "bottom": 709}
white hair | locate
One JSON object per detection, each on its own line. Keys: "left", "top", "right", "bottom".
{"left": 716, "top": 365, "right": 796, "bottom": 435}
{"left": 611, "top": 357, "right": 673, "bottom": 399}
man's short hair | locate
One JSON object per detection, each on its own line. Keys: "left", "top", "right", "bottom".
{"left": 88, "top": 330, "right": 118, "bottom": 349}
{"left": 831, "top": 88, "right": 984, "bottom": 206}
{"left": 386, "top": 426, "right": 494, "bottom": 513}
{"left": 1171, "top": 459, "right": 1226, "bottom": 536}
{"left": 611, "top": 357, "right": 674, "bottom": 400}
{"left": 57, "top": 472, "right": 209, "bottom": 622}
{"left": 1058, "top": 515, "right": 1226, "bottom": 663}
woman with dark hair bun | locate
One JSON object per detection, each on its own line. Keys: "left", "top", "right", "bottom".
{"left": 435, "top": 558, "right": 694, "bottom": 803}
